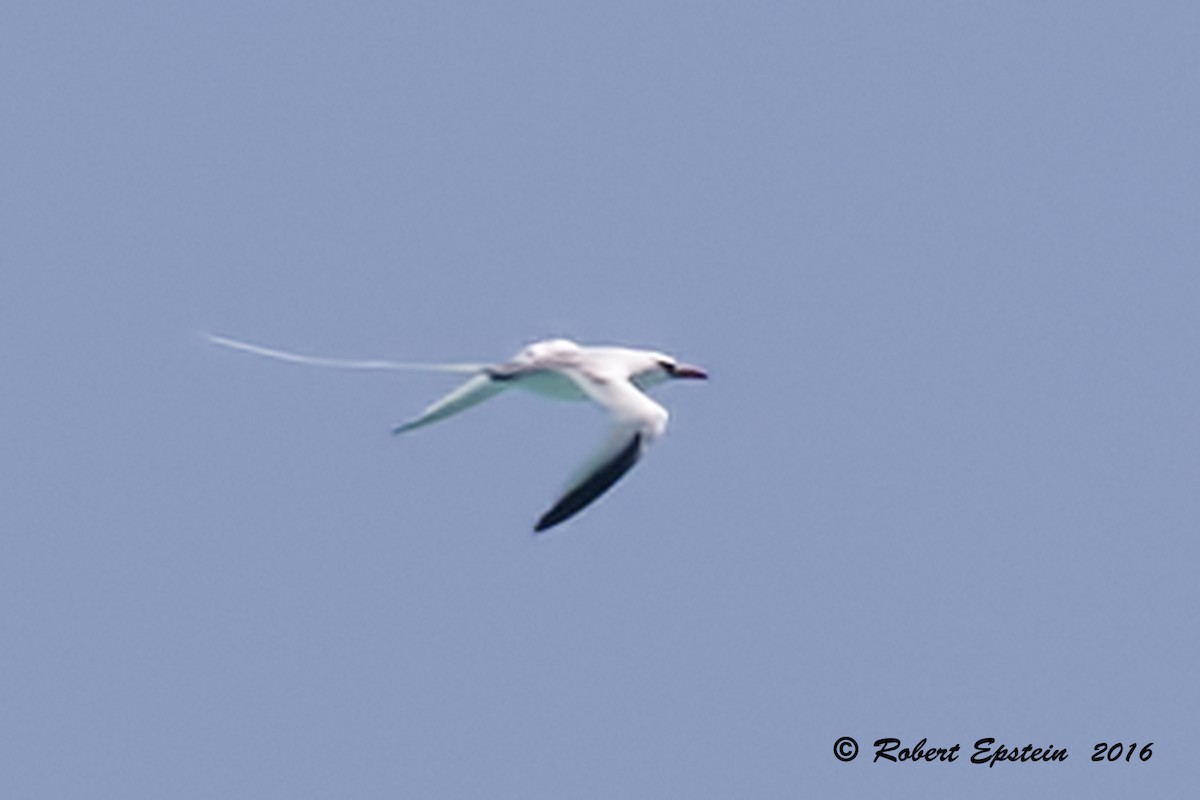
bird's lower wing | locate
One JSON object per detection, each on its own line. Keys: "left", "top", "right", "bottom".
{"left": 533, "top": 369, "right": 669, "bottom": 532}
{"left": 534, "top": 426, "right": 646, "bottom": 532}
{"left": 392, "top": 374, "right": 507, "bottom": 434}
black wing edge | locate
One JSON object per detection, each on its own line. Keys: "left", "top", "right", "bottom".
{"left": 533, "top": 433, "right": 643, "bottom": 533}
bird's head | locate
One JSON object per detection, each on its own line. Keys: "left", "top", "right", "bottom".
{"left": 630, "top": 352, "right": 708, "bottom": 390}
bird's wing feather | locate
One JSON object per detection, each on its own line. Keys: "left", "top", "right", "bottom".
{"left": 535, "top": 428, "right": 645, "bottom": 532}
{"left": 392, "top": 374, "right": 507, "bottom": 434}
{"left": 533, "top": 369, "right": 668, "bottom": 532}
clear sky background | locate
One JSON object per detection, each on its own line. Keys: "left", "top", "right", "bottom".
{"left": 3, "top": 2, "right": 1197, "bottom": 798}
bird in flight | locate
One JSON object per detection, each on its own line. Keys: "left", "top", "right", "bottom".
{"left": 209, "top": 335, "right": 707, "bottom": 532}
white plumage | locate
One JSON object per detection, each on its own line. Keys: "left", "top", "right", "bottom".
{"left": 210, "top": 335, "right": 707, "bottom": 532}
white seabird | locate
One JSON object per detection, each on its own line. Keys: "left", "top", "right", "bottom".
{"left": 209, "top": 336, "right": 707, "bottom": 532}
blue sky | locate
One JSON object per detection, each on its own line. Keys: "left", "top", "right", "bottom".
{"left": 3, "top": 2, "right": 1197, "bottom": 797}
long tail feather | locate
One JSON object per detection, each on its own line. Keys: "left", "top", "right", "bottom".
{"left": 208, "top": 334, "right": 487, "bottom": 374}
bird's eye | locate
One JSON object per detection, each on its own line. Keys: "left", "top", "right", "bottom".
{"left": 658, "top": 360, "right": 676, "bottom": 374}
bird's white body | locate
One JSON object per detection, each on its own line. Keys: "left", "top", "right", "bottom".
{"left": 512, "top": 371, "right": 591, "bottom": 401}
{"left": 210, "top": 335, "right": 706, "bottom": 531}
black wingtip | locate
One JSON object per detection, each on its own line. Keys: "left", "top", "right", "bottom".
{"left": 532, "top": 510, "right": 568, "bottom": 533}
{"left": 531, "top": 433, "right": 643, "bottom": 533}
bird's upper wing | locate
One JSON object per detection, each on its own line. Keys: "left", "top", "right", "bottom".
{"left": 533, "top": 367, "right": 668, "bottom": 532}
{"left": 392, "top": 373, "right": 508, "bottom": 434}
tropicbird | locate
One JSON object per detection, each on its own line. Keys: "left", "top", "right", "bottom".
{"left": 209, "top": 335, "right": 707, "bottom": 532}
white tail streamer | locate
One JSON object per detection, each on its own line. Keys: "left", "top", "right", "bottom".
{"left": 207, "top": 335, "right": 487, "bottom": 374}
